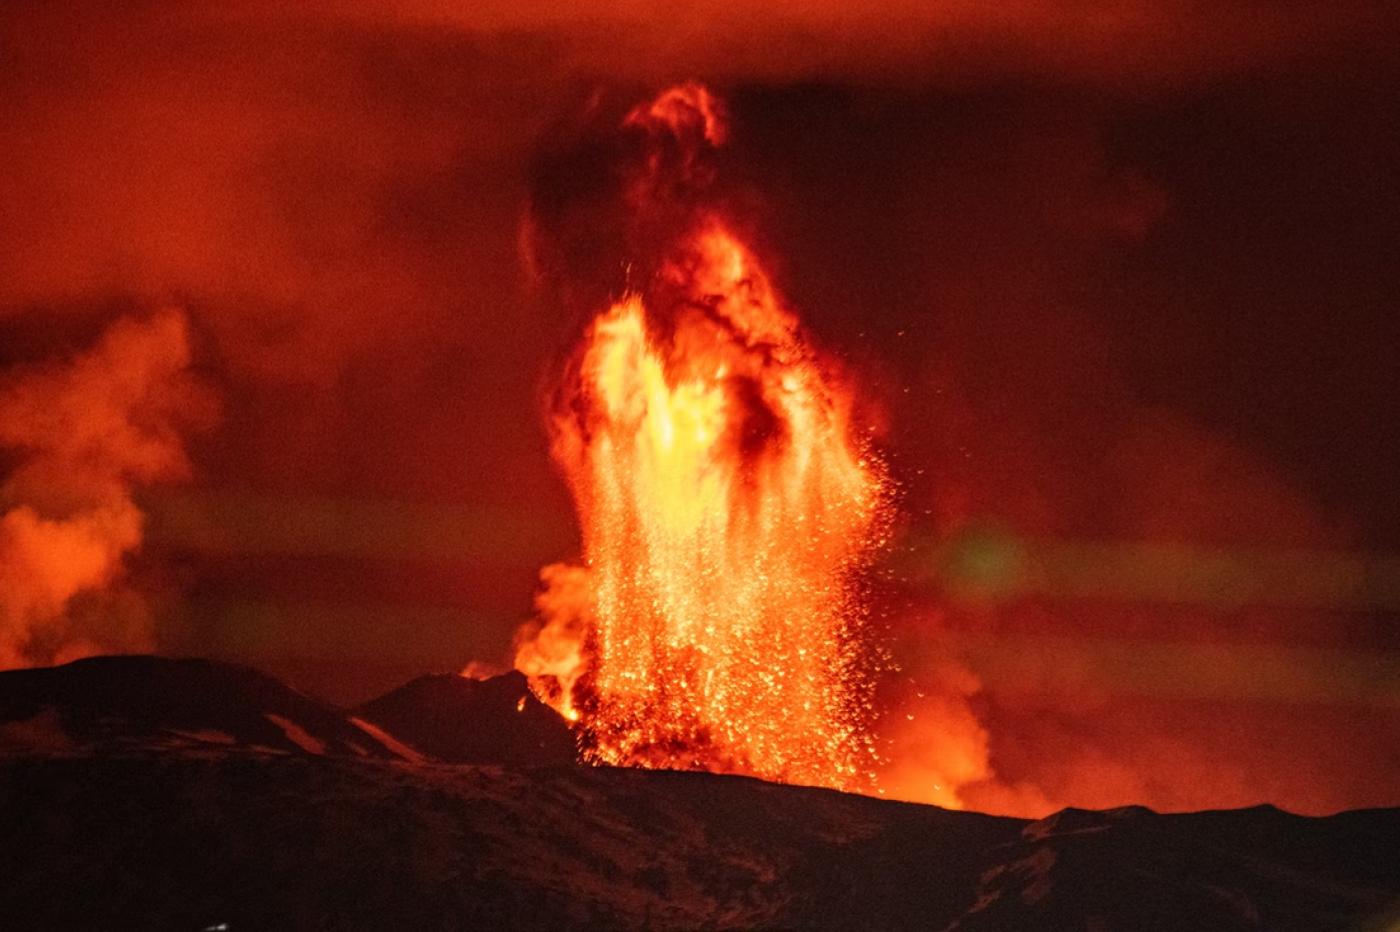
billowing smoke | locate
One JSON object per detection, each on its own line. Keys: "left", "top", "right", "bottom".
{"left": 0, "top": 309, "right": 212, "bottom": 667}
{"left": 512, "top": 562, "right": 590, "bottom": 720}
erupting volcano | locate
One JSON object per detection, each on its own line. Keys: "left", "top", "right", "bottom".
{"left": 514, "top": 85, "right": 889, "bottom": 790}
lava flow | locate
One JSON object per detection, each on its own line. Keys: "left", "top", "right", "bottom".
{"left": 514, "top": 84, "right": 890, "bottom": 790}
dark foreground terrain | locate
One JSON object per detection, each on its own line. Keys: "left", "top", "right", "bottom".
{"left": 0, "top": 657, "right": 1396, "bottom": 930}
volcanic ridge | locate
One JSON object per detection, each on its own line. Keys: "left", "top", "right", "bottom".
{"left": 0, "top": 655, "right": 1396, "bottom": 930}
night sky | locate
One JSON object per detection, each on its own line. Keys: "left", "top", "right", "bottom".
{"left": 2, "top": 1, "right": 1397, "bottom": 814}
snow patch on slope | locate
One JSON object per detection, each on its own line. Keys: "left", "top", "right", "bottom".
{"left": 265, "top": 713, "right": 326, "bottom": 755}
{"left": 348, "top": 715, "right": 427, "bottom": 763}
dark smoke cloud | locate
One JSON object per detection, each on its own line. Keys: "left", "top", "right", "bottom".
{"left": 711, "top": 83, "right": 1400, "bottom": 814}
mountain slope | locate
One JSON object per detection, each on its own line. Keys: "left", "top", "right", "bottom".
{"left": 352, "top": 670, "right": 576, "bottom": 765}
{"left": 0, "top": 750, "right": 1396, "bottom": 930}
{"left": 0, "top": 655, "right": 406, "bottom": 759}
{"left": 0, "top": 657, "right": 1396, "bottom": 930}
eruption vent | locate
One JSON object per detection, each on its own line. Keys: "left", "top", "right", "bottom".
{"left": 516, "top": 85, "right": 889, "bottom": 789}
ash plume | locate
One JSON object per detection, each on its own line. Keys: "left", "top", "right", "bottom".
{"left": 0, "top": 309, "right": 213, "bottom": 667}
{"left": 514, "top": 85, "right": 889, "bottom": 787}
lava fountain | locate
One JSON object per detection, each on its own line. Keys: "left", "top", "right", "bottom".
{"left": 515, "top": 84, "right": 890, "bottom": 791}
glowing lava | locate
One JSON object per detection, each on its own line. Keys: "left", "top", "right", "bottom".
{"left": 515, "top": 85, "right": 889, "bottom": 790}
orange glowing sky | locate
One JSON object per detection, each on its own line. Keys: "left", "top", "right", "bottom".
{"left": 1, "top": 2, "right": 1398, "bottom": 817}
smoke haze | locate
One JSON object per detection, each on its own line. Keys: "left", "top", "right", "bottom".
{"left": 0, "top": 309, "right": 211, "bottom": 666}
{"left": 1, "top": 2, "right": 1397, "bottom": 815}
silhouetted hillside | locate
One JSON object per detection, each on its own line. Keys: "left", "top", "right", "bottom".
{"left": 1, "top": 657, "right": 1396, "bottom": 930}
{"left": 354, "top": 670, "right": 576, "bottom": 765}
{"left": 0, "top": 655, "right": 407, "bottom": 759}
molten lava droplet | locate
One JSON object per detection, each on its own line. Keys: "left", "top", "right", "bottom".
{"left": 516, "top": 84, "right": 889, "bottom": 791}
